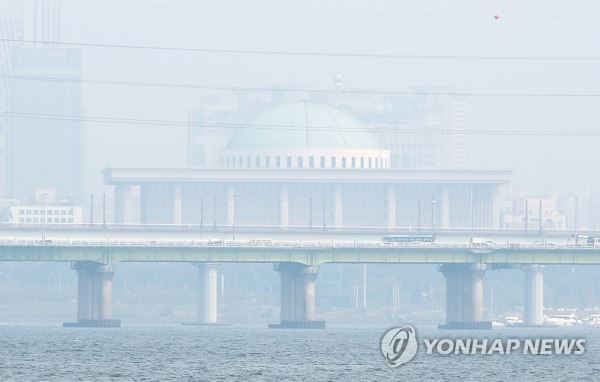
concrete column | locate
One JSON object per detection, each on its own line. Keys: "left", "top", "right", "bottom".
{"left": 279, "top": 270, "right": 294, "bottom": 321}
{"left": 195, "top": 263, "right": 218, "bottom": 324}
{"left": 76, "top": 265, "right": 92, "bottom": 321}
{"left": 173, "top": 184, "right": 182, "bottom": 225}
{"left": 226, "top": 185, "right": 235, "bottom": 227}
{"left": 467, "top": 264, "right": 486, "bottom": 322}
{"left": 491, "top": 186, "right": 501, "bottom": 228}
{"left": 97, "top": 265, "right": 115, "bottom": 320}
{"left": 294, "top": 266, "right": 317, "bottom": 321}
{"left": 272, "top": 263, "right": 324, "bottom": 328}
{"left": 443, "top": 266, "right": 462, "bottom": 324}
{"left": 334, "top": 185, "right": 343, "bottom": 228}
{"left": 280, "top": 184, "right": 289, "bottom": 228}
{"left": 524, "top": 265, "right": 544, "bottom": 326}
{"left": 482, "top": 190, "right": 490, "bottom": 229}
{"left": 387, "top": 185, "right": 396, "bottom": 230}
{"left": 440, "top": 185, "right": 450, "bottom": 229}
{"left": 441, "top": 263, "right": 487, "bottom": 328}
{"left": 66, "top": 262, "right": 119, "bottom": 327}
{"left": 114, "top": 184, "right": 134, "bottom": 224}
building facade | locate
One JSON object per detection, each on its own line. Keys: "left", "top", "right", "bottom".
{"left": 109, "top": 101, "right": 507, "bottom": 229}
{"left": 9, "top": 204, "right": 83, "bottom": 225}
{"left": 7, "top": 45, "right": 82, "bottom": 203}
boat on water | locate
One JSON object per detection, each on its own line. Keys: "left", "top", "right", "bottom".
{"left": 503, "top": 315, "right": 523, "bottom": 326}
{"left": 544, "top": 314, "right": 580, "bottom": 327}
{"left": 582, "top": 314, "right": 600, "bottom": 327}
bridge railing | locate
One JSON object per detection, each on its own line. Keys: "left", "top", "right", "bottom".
{"left": 0, "top": 238, "right": 599, "bottom": 250}
{"left": 1, "top": 222, "right": 599, "bottom": 237}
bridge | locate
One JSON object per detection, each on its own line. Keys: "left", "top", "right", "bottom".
{"left": 0, "top": 224, "right": 597, "bottom": 330}
{"left": 0, "top": 222, "right": 594, "bottom": 242}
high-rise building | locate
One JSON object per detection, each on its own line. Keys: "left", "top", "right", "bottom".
{"left": 5, "top": 0, "right": 83, "bottom": 203}
{"left": 22, "top": 0, "right": 61, "bottom": 42}
{"left": 360, "top": 88, "right": 466, "bottom": 170}
{"left": 187, "top": 110, "right": 237, "bottom": 167}
{"left": 0, "top": 2, "right": 24, "bottom": 200}
{"left": 8, "top": 46, "right": 82, "bottom": 202}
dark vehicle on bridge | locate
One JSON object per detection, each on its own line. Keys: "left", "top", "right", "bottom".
{"left": 383, "top": 234, "right": 435, "bottom": 244}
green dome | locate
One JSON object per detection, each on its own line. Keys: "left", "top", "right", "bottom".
{"left": 226, "top": 101, "right": 378, "bottom": 150}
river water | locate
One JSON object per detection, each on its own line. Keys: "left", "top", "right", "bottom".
{"left": 0, "top": 324, "right": 598, "bottom": 381}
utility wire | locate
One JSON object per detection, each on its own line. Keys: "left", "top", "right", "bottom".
{"left": 2, "top": 111, "right": 600, "bottom": 136}
{"left": 3, "top": 75, "right": 600, "bottom": 98}
{"left": 2, "top": 38, "right": 600, "bottom": 61}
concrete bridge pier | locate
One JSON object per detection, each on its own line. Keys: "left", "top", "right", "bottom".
{"left": 182, "top": 263, "right": 226, "bottom": 326}
{"left": 270, "top": 263, "right": 325, "bottom": 329}
{"left": 523, "top": 265, "right": 544, "bottom": 326}
{"left": 195, "top": 263, "right": 219, "bottom": 324}
{"left": 64, "top": 262, "right": 121, "bottom": 327}
{"left": 439, "top": 263, "right": 491, "bottom": 330}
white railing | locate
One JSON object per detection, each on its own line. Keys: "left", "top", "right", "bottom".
{"left": 0, "top": 238, "right": 598, "bottom": 250}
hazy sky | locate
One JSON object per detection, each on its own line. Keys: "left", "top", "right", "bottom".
{"left": 11, "top": 0, "right": 600, "bottom": 195}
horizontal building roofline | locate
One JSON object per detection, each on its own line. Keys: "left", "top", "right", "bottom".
{"left": 104, "top": 167, "right": 512, "bottom": 185}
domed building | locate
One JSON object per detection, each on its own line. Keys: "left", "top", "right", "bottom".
{"left": 222, "top": 101, "right": 390, "bottom": 170}
{"left": 106, "top": 101, "right": 509, "bottom": 230}
{"left": 102, "top": 100, "right": 511, "bottom": 329}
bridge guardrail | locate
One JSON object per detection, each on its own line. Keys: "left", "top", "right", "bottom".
{"left": 0, "top": 238, "right": 599, "bottom": 250}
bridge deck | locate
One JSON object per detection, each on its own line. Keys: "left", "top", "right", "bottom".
{"left": 0, "top": 240, "right": 599, "bottom": 265}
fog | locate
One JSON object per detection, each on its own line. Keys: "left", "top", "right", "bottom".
{"left": 52, "top": 0, "right": 600, "bottom": 194}
{"left": 1, "top": 0, "right": 600, "bottom": 327}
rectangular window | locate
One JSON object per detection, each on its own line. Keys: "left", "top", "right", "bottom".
{"left": 287, "top": 156, "right": 292, "bottom": 168}
{"left": 331, "top": 157, "right": 337, "bottom": 168}
{"left": 320, "top": 156, "right": 326, "bottom": 168}
{"left": 246, "top": 156, "right": 251, "bottom": 168}
{"left": 360, "top": 157, "right": 365, "bottom": 168}
{"left": 368, "top": 158, "right": 372, "bottom": 168}
{"left": 342, "top": 157, "right": 346, "bottom": 168}
{"left": 298, "top": 156, "right": 303, "bottom": 168}
{"left": 309, "top": 156, "right": 314, "bottom": 168}
{"left": 351, "top": 157, "right": 356, "bottom": 168}
{"left": 375, "top": 158, "right": 379, "bottom": 168}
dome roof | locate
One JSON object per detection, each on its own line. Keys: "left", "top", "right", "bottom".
{"left": 226, "top": 101, "right": 378, "bottom": 150}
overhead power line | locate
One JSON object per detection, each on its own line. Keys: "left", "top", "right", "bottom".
{"left": 2, "top": 111, "right": 600, "bottom": 136}
{"left": 3, "top": 75, "right": 600, "bottom": 98}
{"left": 1, "top": 38, "right": 600, "bottom": 61}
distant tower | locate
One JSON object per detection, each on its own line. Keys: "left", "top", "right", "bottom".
{"left": 0, "top": 3, "right": 24, "bottom": 199}
{"left": 23, "top": 0, "right": 61, "bottom": 42}
{"left": 6, "top": 0, "right": 83, "bottom": 203}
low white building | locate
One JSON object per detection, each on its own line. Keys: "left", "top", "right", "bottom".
{"left": 9, "top": 205, "right": 83, "bottom": 224}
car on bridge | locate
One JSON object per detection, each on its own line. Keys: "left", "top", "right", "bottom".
{"left": 469, "top": 237, "right": 496, "bottom": 249}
